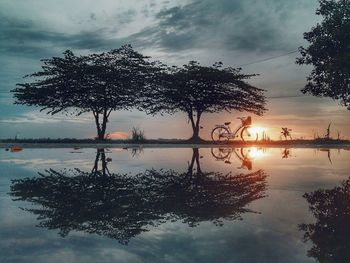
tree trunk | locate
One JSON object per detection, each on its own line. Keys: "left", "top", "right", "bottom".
{"left": 93, "top": 109, "right": 110, "bottom": 140}
{"left": 91, "top": 148, "right": 111, "bottom": 176}
{"left": 187, "top": 148, "right": 202, "bottom": 175}
{"left": 92, "top": 149, "right": 101, "bottom": 173}
{"left": 189, "top": 112, "right": 202, "bottom": 141}
{"left": 193, "top": 148, "right": 202, "bottom": 174}
{"left": 100, "top": 149, "right": 108, "bottom": 176}
{"left": 188, "top": 149, "right": 196, "bottom": 175}
{"left": 100, "top": 109, "right": 108, "bottom": 140}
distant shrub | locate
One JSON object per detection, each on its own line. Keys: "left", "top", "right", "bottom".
{"left": 131, "top": 127, "right": 146, "bottom": 142}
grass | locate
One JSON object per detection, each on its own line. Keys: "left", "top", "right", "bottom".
{"left": 130, "top": 127, "right": 146, "bottom": 142}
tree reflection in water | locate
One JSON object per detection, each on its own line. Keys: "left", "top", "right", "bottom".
{"left": 10, "top": 148, "right": 267, "bottom": 244}
{"left": 300, "top": 177, "right": 350, "bottom": 262}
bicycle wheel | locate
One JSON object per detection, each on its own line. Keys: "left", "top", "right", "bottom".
{"left": 211, "top": 148, "right": 231, "bottom": 160}
{"left": 211, "top": 127, "right": 230, "bottom": 143}
{"left": 240, "top": 126, "right": 258, "bottom": 142}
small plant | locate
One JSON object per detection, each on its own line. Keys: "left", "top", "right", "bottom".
{"left": 261, "top": 131, "right": 271, "bottom": 142}
{"left": 282, "top": 148, "right": 291, "bottom": 159}
{"left": 337, "top": 130, "right": 341, "bottom": 140}
{"left": 131, "top": 127, "right": 146, "bottom": 142}
{"left": 281, "top": 128, "right": 292, "bottom": 140}
{"left": 325, "top": 123, "right": 331, "bottom": 139}
{"left": 315, "top": 123, "right": 336, "bottom": 141}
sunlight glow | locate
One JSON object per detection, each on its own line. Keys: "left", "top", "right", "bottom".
{"left": 109, "top": 131, "right": 129, "bottom": 140}
{"left": 246, "top": 147, "right": 265, "bottom": 159}
{"left": 248, "top": 126, "right": 266, "bottom": 135}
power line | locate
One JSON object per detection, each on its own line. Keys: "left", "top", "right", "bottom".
{"left": 236, "top": 50, "right": 299, "bottom": 67}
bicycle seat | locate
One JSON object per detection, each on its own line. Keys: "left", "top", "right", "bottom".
{"left": 224, "top": 122, "right": 231, "bottom": 126}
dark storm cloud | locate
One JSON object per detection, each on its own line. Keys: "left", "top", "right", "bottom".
{"left": 89, "top": 13, "right": 96, "bottom": 21}
{"left": 0, "top": 0, "right": 318, "bottom": 57}
{"left": 0, "top": 16, "right": 64, "bottom": 55}
{"left": 0, "top": 19, "right": 106, "bottom": 56}
{"left": 135, "top": 0, "right": 318, "bottom": 52}
{"left": 0, "top": 11, "right": 138, "bottom": 59}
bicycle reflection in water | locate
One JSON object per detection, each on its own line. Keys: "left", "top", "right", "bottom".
{"left": 211, "top": 148, "right": 266, "bottom": 170}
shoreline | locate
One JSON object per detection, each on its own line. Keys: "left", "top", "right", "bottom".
{"left": 1, "top": 141, "right": 350, "bottom": 149}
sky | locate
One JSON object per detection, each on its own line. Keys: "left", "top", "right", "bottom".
{"left": 0, "top": 0, "right": 349, "bottom": 140}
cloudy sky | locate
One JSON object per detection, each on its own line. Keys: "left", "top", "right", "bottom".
{"left": 0, "top": 0, "right": 349, "bottom": 140}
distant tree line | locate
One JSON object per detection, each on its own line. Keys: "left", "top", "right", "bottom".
{"left": 12, "top": 45, "right": 266, "bottom": 141}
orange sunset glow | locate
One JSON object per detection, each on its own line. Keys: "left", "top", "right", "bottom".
{"left": 108, "top": 131, "right": 129, "bottom": 140}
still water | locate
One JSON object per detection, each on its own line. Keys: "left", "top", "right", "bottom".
{"left": 0, "top": 147, "right": 349, "bottom": 263}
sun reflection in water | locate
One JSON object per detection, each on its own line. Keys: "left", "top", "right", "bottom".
{"left": 245, "top": 147, "right": 266, "bottom": 159}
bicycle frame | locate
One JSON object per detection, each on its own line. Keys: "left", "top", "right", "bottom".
{"left": 211, "top": 116, "right": 255, "bottom": 142}
{"left": 214, "top": 123, "right": 246, "bottom": 139}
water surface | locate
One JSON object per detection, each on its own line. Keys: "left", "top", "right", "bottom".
{"left": 1, "top": 147, "right": 349, "bottom": 263}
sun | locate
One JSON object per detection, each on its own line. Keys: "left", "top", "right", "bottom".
{"left": 248, "top": 126, "right": 266, "bottom": 136}
{"left": 249, "top": 126, "right": 266, "bottom": 134}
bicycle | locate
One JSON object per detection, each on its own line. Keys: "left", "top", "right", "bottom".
{"left": 211, "top": 116, "right": 258, "bottom": 143}
{"left": 211, "top": 147, "right": 253, "bottom": 170}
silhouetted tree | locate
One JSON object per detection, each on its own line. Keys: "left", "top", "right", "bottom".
{"left": 297, "top": 0, "right": 350, "bottom": 110}
{"left": 10, "top": 149, "right": 267, "bottom": 244}
{"left": 12, "top": 45, "right": 158, "bottom": 140}
{"left": 281, "top": 127, "right": 292, "bottom": 140}
{"left": 300, "top": 176, "right": 350, "bottom": 262}
{"left": 142, "top": 61, "right": 266, "bottom": 141}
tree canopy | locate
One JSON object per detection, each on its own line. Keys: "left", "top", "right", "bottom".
{"left": 12, "top": 46, "right": 267, "bottom": 140}
{"left": 142, "top": 61, "right": 267, "bottom": 140}
{"left": 300, "top": 176, "right": 350, "bottom": 262}
{"left": 297, "top": 0, "right": 350, "bottom": 110}
{"left": 12, "top": 45, "right": 158, "bottom": 139}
